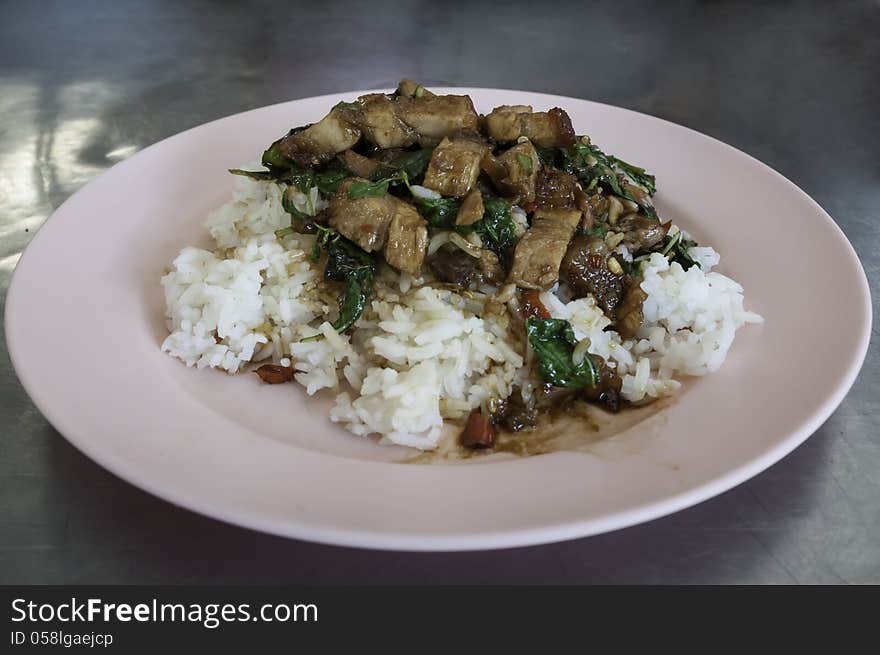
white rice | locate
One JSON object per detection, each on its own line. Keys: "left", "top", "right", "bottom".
{"left": 161, "top": 176, "right": 762, "bottom": 449}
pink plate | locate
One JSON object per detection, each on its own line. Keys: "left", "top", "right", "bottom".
{"left": 6, "top": 89, "right": 871, "bottom": 550}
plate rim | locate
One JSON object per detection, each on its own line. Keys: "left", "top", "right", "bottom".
{"left": 5, "top": 87, "right": 872, "bottom": 550}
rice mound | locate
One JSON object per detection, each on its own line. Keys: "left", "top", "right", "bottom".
{"left": 161, "top": 176, "right": 762, "bottom": 449}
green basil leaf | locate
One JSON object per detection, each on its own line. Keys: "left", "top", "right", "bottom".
{"left": 526, "top": 318, "right": 599, "bottom": 388}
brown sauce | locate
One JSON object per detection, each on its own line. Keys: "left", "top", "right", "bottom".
{"left": 403, "top": 395, "right": 674, "bottom": 464}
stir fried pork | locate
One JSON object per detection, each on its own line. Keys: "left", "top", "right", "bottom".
{"left": 455, "top": 189, "right": 485, "bottom": 226}
{"left": 483, "top": 105, "right": 576, "bottom": 148}
{"left": 428, "top": 248, "right": 477, "bottom": 287}
{"left": 580, "top": 356, "right": 623, "bottom": 412}
{"left": 615, "top": 213, "right": 669, "bottom": 254}
{"left": 614, "top": 284, "right": 648, "bottom": 339}
{"left": 396, "top": 78, "right": 434, "bottom": 98}
{"left": 384, "top": 202, "right": 428, "bottom": 275}
{"left": 395, "top": 94, "right": 480, "bottom": 146}
{"left": 560, "top": 233, "right": 648, "bottom": 337}
{"left": 279, "top": 109, "right": 361, "bottom": 167}
{"left": 341, "top": 93, "right": 416, "bottom": 149}
{"left": 507, "top": 207, "right": 581, "bottom": 289}
{"left": 481, "top": 139, "right": 540, "bottom": 204}
{"left": 254, "top": 79, "right": 681, "bottom": 430}
{"left": 422, "top": 134, "right": 489, "bottom": 197}
{"left": 329, "top": 178, "right": 427, "bottom": 274}
{"left": 534, "top": 167, "right": 579, "bottom": 209}
{"left": 328, "top": 178, "right": 396, "bottom": 251}
{"left": 560, "top": 234, "right": 627, "bottom": 316}
{"left": 342, "top": 149, "right": 383, "bottom": 179}
{"left": 478, "top": 250, "right": 504, "bottom": 285}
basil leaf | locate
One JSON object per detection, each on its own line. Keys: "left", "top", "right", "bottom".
{"left": 379, "top": 148, "right": 434, "bottom": 185}
{"left": 541, "top": 138, "right": 658, "bottom": 219}
{"left": 526, "top": 318, "right": 599, "bottom": 388}
{"left": 229, "top": 168, "right": 275, "bottom": 180}
{"left": 584, "top": 222, "right": 608, "bottom": 239}
{"left": 610, "top": 156, "right": 656, "bottom": 196}
{"left": 413, "top": 196, "right": 461, "bottom": 228}
{"left": 471, "top": 196, "right": 518, "bottom": 258}
{"left": 330, "top": 278, "right": 367, "bottom": 334}
{"left": 281, "top": 192, "right": 309, "bottom": 222}
{"left": 229, "top": 167, "right": 316, "bottom": 193}
{"left": 314, "top": 158, "right": 354, "bottom": 195}
{"left": 347, "top": 178, "right": 392, "bottom": 199}
{"left": 323, "top": 235, "right": 376, "bottom": 335}
{"left": 657, "top": 232, "right": 700, "bottom": 270}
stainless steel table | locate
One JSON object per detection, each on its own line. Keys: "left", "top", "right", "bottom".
{"left": 1, "top": 0, "right": 877, "bottom": 584}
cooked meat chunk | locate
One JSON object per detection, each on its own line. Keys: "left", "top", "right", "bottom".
{"left": 342, "top": 149, "right": 383, "bottom": 179}
{"left": 534, "top": 166, "right": 579, "bottom": 209}
{"left": 460, "top": 410, "right": 496, "bottom": 448}
{"left": 478, "top": 250, "right": 504, "bottom": 284}
{"left": 580, "top": 355, "right": 623, "bottom": 412}
{"left": 395, "top": 94, "right": 480, "bottom": 146}
{"left": 422, "top": 136, "right": 489, "bottom": 197}
{"left": 507, "top": 207, "right": 581, "bottom": 289}
{"left": 482, "top": 105, "right": 532, "bottom": 142}
{"left": 560, "top": 234, "right": 627, "bottom": 317}
{"left": 493, "top": 387, "right": 537, "bottom": 432}
{"left": 428, "top": 247, "right": 476, "bottom": 287}
{"left": 384, "top": 201, "right": 428, "bottom": 275}
{"left": 329, "top": 179, "right": 427, "bottom": 273}
{"left": 533, "top": 383, "right": 579, "bottom": 412}
{"left": 615, "top": 213, "right": 669, "bottom": 254}
{"left": 455, "top": 189, "right": 485, "bottom": 226}
{"left": 342, "top": 93, "right": 416, "bottom": 149}
{"left": 279, "top": 109, "right": 361, "bottom": 167}
{"left": 614, "top": 283, "right": 647, "bottom": 339}
{"left": 396, "top": 79, "right": 434, "bottom": 98}
{"left": 577, "top": 188, "right": 594, "bottom": 231}
{"left": 483, "top": 105, "right": 576, "bottom": 147}
{"left": 482, "top": 140, "right": 540, "bottom": 203}
{"left": 328, "top": 178, "right": 396, "bottom": 252}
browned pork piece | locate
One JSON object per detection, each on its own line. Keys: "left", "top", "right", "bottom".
{"left": 328, "top": 178, "right": 396, "bottom": 252}
{"left": 614, "top": 284, "right": 648, "bottom": 339}
{"left": 279, "top": 109, "right": 361, "bottom": 167}
{"left": 560, "top": 234, "right": 627, "bottom": 317}
{"left": 428, "top": 248, "right": 477, "bottom": 287}
{"left": 396, "top": 79, "right": 434, "bottom": 98}
{"left": 483, "top": 105, "right": 576, "bottom": 147}
{"left": 384, "top": 202, "right": 429, "bottom": 275}
{"left": 422, "top": 134, "right": 489, "bottom": 197}
{"left": 580, "top": 355, "right": 624, "bottom": 412}
{"left": 506, "top": 207, "right": 581, "bottom": 289}
{"left": 395, "top": 93, "right": 480, "bottom": 146}
{"left": 481, "top": 139, "right": 540, "bottom": 204}
{"left": 455, "top": 189, "right": 484, "bottom": 226}
{"left": 328, "top": 179, "right": 428, "bottom": 275}
{"left": 534, "top": 166, "right": 579, "bottom": 209}
{"left": 615, "top": 213, "right": 670, "bottom": 254}
{"left": 478, "top": 250, "right": 504, "bottom": 284}
{"left": 560, "top": 233, "right": 647, "bottom": 337}
{"left": 342, "top": 149, "right": 384, "bottom": 179}
{"left": 340, "top": 93, "right": 416, "bottom": 149}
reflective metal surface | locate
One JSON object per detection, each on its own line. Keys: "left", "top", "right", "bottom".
{"left": 1, "top": 0, "right": 877, "bottom": 583}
